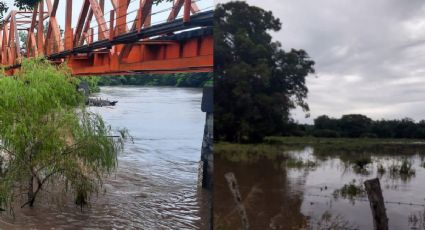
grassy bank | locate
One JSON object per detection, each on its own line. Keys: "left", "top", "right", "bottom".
{"left": 264, "top": 136, "right": 425, "bottom": 147}
{"left": 217, "top": 137, "right": 425, "bottom": 152}
{"left": 215, "top": 142, "right": 282, "bottom": 155}
{"left": 215, "top": 142, "right": 287, "bottom": 163}
{"left": 216, "top": 136, "right": 425, "bottom": 162}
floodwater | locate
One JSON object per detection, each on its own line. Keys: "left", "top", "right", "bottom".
{"left": 0, "top": 86, "right": 208, "bottom": 229}
{"left": 214, "top": 143, "right": 425, "bottom": 230}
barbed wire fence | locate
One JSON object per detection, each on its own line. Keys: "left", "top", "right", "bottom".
{"left": 217, "top": 173, "right": 425, "bottom": 230}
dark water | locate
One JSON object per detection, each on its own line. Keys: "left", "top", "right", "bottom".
{"left": 215, "top": 144, "right": 425, "bottom": 230}
{"left": 0, "top": 86, "right": 208, "bottom": 229}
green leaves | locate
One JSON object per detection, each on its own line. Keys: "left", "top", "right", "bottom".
{"left": 214, "top": 2, "right": 315, "bottom": 142}
{"left": 13, "top": 0, "right": 40, "bottom": 11}
{"left": 0, "top": 58, "right": 126, "bottom": 210}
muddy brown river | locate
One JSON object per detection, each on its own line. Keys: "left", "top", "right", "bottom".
{"left": 0, "top": 86, "right": 208, "bottom": 229}
{"left": 215, "top": 143, "right": 425, "bottom": 230}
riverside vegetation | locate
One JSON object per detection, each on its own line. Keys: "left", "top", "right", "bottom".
{"left": 80, "top": 72, "right": 212, "bottom": 94}
{"left": 0, "top": 59, "right": 128, "bottom": 212}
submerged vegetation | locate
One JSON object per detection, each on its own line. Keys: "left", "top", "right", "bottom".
{"left": 389, "top": 158, "right": 416, "bottom": 178}
{"left": 286, "top": 158, "right": 317, "bottom": 169}
{"left": 408, "top": 209, "right": 425, "bottom": 229}
{"left": 333, "top": 180, "right": 366, "bottom": 201}
{"left": 0, "top": 59, "right": 128, "bottom": 211}
{"left": 311, "top": 211, "right": 358, "bottom": 230}
{"left": 215, "top": 142, "right": 287, "bottom": 163}
{"left": 351, "top": 157, "right": 372, "bottom": 170}
{"left": 377, "top": 164, "right": 386, "bottom": 174}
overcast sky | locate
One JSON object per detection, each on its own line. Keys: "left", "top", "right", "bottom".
{"left": 217, "top": 0, "right": 425, "bottom": 124}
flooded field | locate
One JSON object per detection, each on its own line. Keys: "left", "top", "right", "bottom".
{"left": 0, "top": 86, "right": 208, "bottom": 229}
{"left": 214, "top": 142, "right": 425, "bottom": 230}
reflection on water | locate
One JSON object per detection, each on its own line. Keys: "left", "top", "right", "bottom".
{"left": 0, "top": 86, "right": 207, "bottom": 229}
{"left": 215, "top": 143, "right": 425, "bottom": 229}
{"left": 214, "top": 146, "right": 308, "bottom": 229}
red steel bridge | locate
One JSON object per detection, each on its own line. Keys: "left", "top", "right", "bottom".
{"left": 0, "top": 0, "right": 213, "bottom": 75}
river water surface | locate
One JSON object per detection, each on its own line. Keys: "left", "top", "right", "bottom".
{"left": 0, "top": 86, "right": 207, "bottom": 229}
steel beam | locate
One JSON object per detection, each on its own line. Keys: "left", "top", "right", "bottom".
{"left": 65, "top": 0, "right": 73, "bottom": 50}
{"left": 0, "top": 1, "right": 213, "bottom": 76}
{"left": 37, "top": 1, "right": 44, "bottom": 55}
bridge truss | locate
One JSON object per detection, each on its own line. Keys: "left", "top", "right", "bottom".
{"left": 0, "top": 0, "right": 213, "bottom": 75}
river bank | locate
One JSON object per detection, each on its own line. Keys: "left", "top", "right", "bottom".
{"left": 265, "top": 136, "right": 425, "bottom": 146}
{"left": 81, "top": 73, "right": 212, "bottom": 94}
{"left": 216, "top": 137, "right": 425, "bottom": 156}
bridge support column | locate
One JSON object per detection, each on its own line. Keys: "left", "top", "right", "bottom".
{"left": 200, "top": 85, "right": 213, "bottom": 229}
{"left": 201, "top": 114, "right": 213, "bottom": 189}
{"left": 200, "top": 85, "right": 213, "bottom": 189}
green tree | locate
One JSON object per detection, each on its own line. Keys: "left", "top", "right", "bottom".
{"left": 80, "top": 76, "right": 101, "bottom": 93}
{"left": 18, "top": 30, "right": 27, "bottom": 43}
{"left": 394, "top": 118, "right": 418, "bottom": 138}
{"left": 0, "top": 59, "right": 127, "bottom": 210}
{"left": 0, "top": 0, "right": 39, "bottom": 19}
{"left": 0, "top": 1, "right": 7, "bottom": 20}
{"left": 314, "top": 115, "right": 340, "bottom": 131}
{"left": 339, "top": 114, "right": 372, "bottom": 137}
{"left": 13, "top": 0, "right": 39, "bottom": 10}
{"left": 214, "top": 1, "right": 315, "bottom": 142}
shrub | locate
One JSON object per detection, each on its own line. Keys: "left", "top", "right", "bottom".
{"left": 0, "top": 58, "right": 128, "bottom": 210}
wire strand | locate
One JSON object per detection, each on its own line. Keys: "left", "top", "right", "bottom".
{"left": 214, "top": 183, "right": 425, "bottom": 208}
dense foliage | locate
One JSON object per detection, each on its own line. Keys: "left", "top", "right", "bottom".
{"left": 0, "top": 59, "right": 127, "bottom": 211}
{"left": 80, "top": 76, "right": 101, "bottom": 93}
{"left": 214, "top": 1, "right": 315, "bottom": 142}
{"left": 95, "top": 73, "right": 211, "bottom": 88}
{"left": 286, "top": 114, "right": 425, "bottom": 139}
{"left": 0, "top": 0, "right": 38, "bottom": 19}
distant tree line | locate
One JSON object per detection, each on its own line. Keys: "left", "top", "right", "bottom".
{"left": 286, "top": 114, "right": 425, "bottom": 139}
{"left": 95, "top": 73, "right": 212, "bottom": 88}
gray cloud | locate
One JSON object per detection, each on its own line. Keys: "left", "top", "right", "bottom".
{"left": 217, "top": 0, "right": 425, "bottom": 123}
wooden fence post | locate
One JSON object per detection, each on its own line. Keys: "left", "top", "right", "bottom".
{"left": 364, "top": 178, "right": 388, "bottom": 230}
{"left": 225, "top": 172, "right": 250, "bottom": 230}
